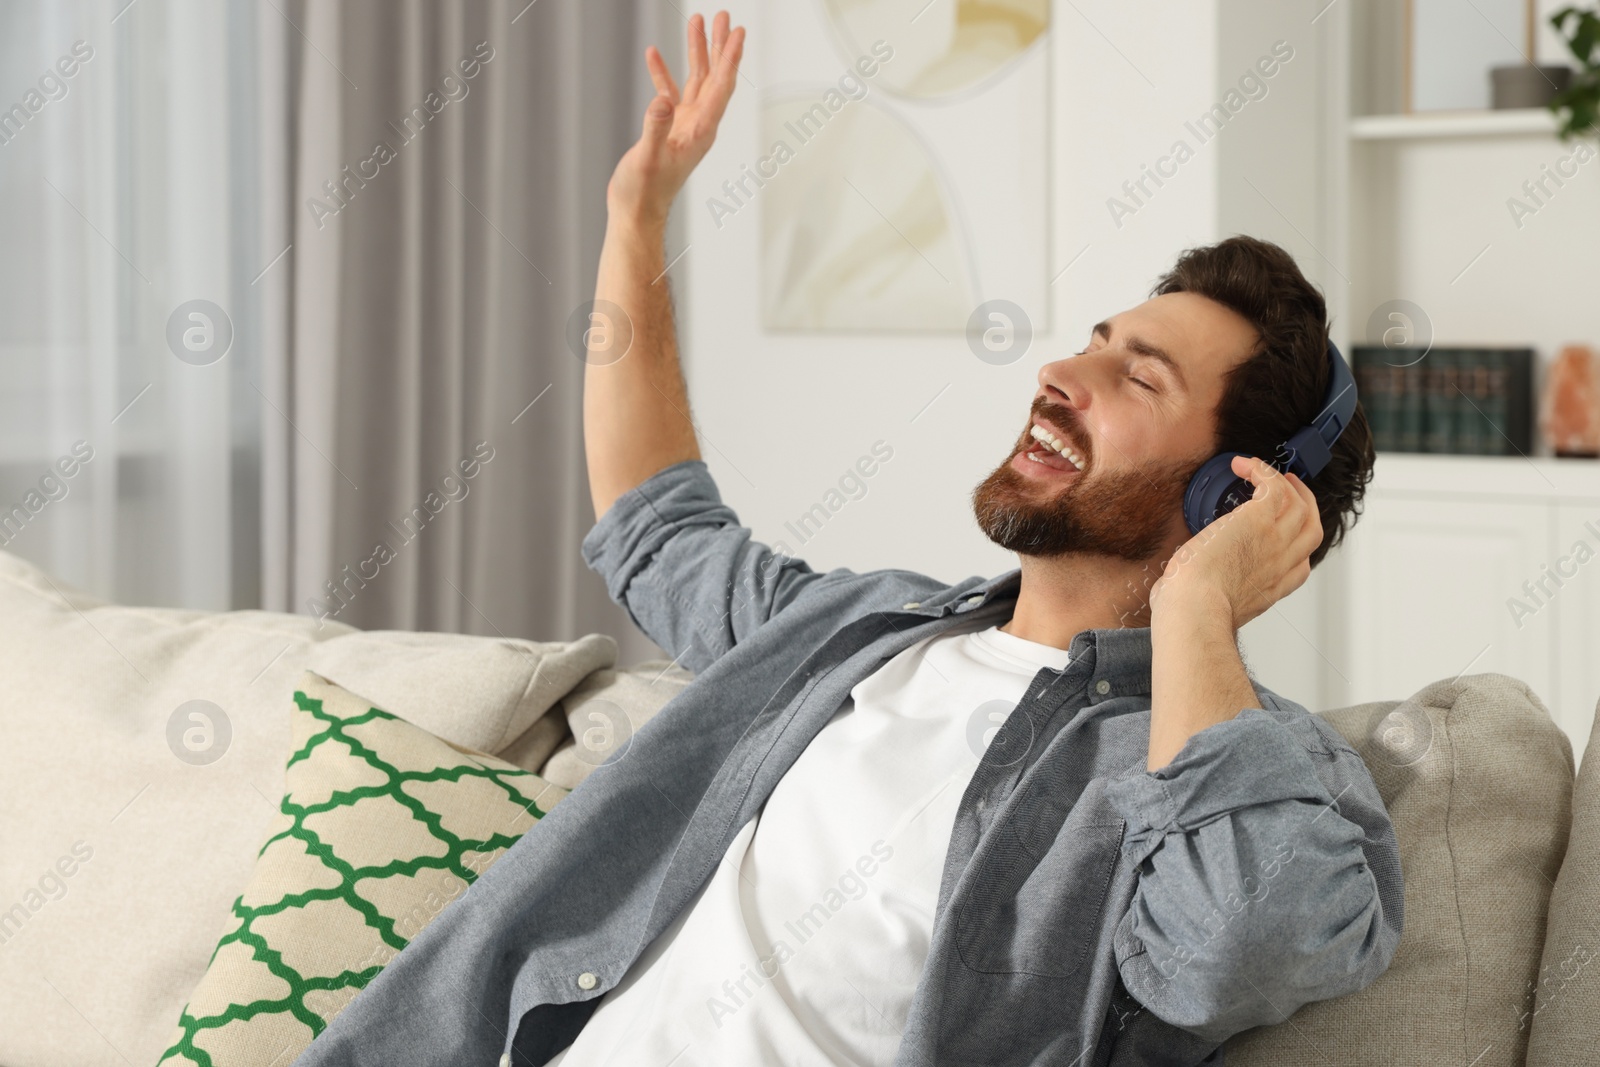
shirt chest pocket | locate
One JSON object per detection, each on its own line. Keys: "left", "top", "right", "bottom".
{"left": 954, "top": 792, "right": 1126, "bottom": 980}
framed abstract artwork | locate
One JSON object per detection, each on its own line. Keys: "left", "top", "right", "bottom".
{"left": 752, "top": 0, "right": 1051, "bottom": 333}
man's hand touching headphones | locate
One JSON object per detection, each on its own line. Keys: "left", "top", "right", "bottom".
{"left": 1152, "top": 455, "right": 1322, "bottom": 632}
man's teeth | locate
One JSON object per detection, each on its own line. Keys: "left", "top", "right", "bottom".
{"left": 1028, "top": 423, "right": 1084, "bottom": 470}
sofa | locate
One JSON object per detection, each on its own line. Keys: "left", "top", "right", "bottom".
{"left": 0, "top": 546, "right": 1595, "bottom": 1066}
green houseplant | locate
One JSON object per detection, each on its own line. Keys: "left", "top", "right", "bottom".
{"left": 1550, "top": 6, "right": 1600, "bottom": 138}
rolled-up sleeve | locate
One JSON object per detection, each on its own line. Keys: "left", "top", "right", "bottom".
{"left": 1105, "top": 697, "right": 1403, "bottom": 1044}
{"left": 580, "top": 459, "right": 836, "bottom": 673}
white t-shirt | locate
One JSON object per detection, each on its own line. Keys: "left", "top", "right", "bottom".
{"left": 544, "top": 622, "right": 1071, "bottom": 1067}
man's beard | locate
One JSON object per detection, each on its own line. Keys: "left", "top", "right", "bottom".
{"left": 971, "top": 410, "right": 1195, "bottom": 561}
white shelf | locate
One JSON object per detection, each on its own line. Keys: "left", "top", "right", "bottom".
{"left": 1348, "top": 108, "right": 1562, "bottom": 141}
{"left": 1369, "top": 451, "right": 1600, "bottom": 502}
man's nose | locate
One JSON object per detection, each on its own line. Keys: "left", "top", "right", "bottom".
{"left": 1037, "top": 357, "right": 1091, "bottom": 413}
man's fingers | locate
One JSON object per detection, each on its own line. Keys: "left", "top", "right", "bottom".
{"left": 684, "top": 13, "right": 710, "bottom": 101}
{"left": 700, "top": 25, "right": 745, "bottom": 124}
{"left": 1283, "top": 470, "right": 1317, "bottom": 515}
{"left": 1293, "top": 521, "right": 1321, "bottom": 565}
{"left": 645, "top": 45, "right": 680, "bottom": 103}
{"left": 717, "top": 24, "right": 745, "bottom": 84}
{"left": 1230, "top": 455, "right": 1291, "bottom": 518}
{"left": 1231, "top": 454, "right": 1278, "bottom": 494}
{"left": 1238, "top": 456, "right": 1320, "bottom": 526}
{"left": 1226, "top": 457, "right": 1319, "bottom": 565}
{"left": 640, "top": 91, "right": 675, "bottom": 153}
{"left": 1262, "top": 477, "right": 1320, "bottom": 586}
{"left": 1240, "top": 454, "right": 1285, "bottom": 491}
{"left": 1243, "top": 460, "right": 1318, "bottom": 530}
{"left": 1279, "top": 471, "right": 1322, "bottom": 549}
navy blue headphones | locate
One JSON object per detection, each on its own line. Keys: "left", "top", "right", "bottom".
{"left": 1181, "top": 337, "right": 1358, "bottom": 535}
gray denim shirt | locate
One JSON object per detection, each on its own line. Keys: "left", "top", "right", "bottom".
{"left": 292, "top": 459, "right": 1403, "bottom": 1067}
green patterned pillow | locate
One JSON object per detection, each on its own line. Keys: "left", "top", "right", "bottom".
{"left": 158, "top": 670, "right": 569, "bottom": 1067}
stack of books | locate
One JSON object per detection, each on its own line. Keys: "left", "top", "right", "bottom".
{"left": 1351, "top": 346, "right": 1534, "bottom": 455}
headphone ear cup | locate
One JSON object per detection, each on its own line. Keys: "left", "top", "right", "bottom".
{"left": 1183, "top": 452, "right": 1251, "bottom": 535}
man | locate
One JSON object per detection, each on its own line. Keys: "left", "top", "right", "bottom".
{"left": 294, "top": 11, "right": 1400, "bottom": 1067}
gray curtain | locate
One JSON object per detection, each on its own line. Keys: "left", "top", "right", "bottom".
{"left": 263, "top": 0, "right": 676, "bottom": 664}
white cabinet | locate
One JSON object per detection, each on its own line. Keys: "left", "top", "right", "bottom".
{"left": 1343, "top": 495, "right": 1554, "bottom": 708}
{"left": 1334, "top": 455, "right": 1600, "bottom": 762}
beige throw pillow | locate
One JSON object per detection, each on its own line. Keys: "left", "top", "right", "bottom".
{"left": 157, "top": 671, "right": 567, "bottom": 1067}
{"left": 1225, "top": 673, "right": 1573, "bottom": 1067}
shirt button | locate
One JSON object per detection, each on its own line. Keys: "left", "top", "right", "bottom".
{"left": 976, "top": 796, "right": 987, "bottom": 812}
{"left": 903, "top": 601, "right": 921, "bottom": 610}
{"left": 1095, "top": 679, "right": 1111, "bottom": 696}
{"left": 964, "top": 595, "right": 983, "bottom": 606}
{"left": 577, "top": 971, "right": 598, "bottom": 990}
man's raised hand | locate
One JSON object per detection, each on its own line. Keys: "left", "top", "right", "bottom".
{"left": 606, "top": 11, "right": 746, "bottom": 231}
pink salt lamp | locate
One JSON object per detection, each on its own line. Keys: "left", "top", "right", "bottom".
{"left": 1543, "top": 345, "right": 1600, "bottom": 458}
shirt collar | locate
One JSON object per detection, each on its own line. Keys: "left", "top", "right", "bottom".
{"left": 948, "top": 568, "right": 1154, "bottom": 698}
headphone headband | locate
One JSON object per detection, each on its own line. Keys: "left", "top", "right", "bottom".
{"left": 1278, "top": 339, "right": 1357, "bottom": 481}
{"left": 1181, "top": 336, "right": 1358, "bottom": 535}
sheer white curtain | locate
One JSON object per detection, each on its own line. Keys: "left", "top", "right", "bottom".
{"left": 0, "top": 0, "right": 273, "bottom": 610}
{"left": 4, "top": 0, "right": 671, "bottom": 661}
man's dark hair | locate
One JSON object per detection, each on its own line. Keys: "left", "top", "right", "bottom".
{"left": 1151, "top": 234, "right": 1375, "bottom": 568}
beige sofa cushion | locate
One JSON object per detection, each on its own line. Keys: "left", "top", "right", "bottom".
{"left": 1526, "top": 695, "right": 1600, "bottom": 1064}
{"left": 1226, "top": 673, "right": 1573, "bottom": 1067}
{"left": 0, "top": 550, "right": 613, "bottom": 1067}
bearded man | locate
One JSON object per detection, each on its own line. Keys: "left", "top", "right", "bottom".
{"left": 293, "top": 11, "right": 1400, "bottom": 1067}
